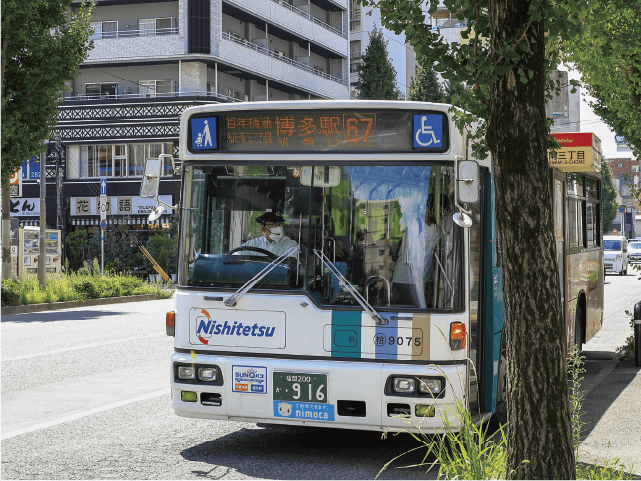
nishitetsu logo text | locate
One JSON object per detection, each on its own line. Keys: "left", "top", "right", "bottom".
{"left": 197, "top": 320, "right": 276, "bottom": 338}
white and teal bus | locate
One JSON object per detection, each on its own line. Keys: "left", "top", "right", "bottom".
{"left": 142, "top": 101, "right": 601, "bottom": 432}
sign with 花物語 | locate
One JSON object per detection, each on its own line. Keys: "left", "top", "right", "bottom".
{"left": 71, "top": 196, "right": 174, "bottom": 216}
{"left": 548, "top": 132, "right": 602, "bottom": 173}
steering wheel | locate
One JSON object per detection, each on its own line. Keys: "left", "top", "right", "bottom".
{"left": 227, "top": 246, "right": 278, "bottom": 260}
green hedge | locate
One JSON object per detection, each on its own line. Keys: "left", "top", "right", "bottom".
{"left": 1, "top": 272, "right": 171, "bottom": 307}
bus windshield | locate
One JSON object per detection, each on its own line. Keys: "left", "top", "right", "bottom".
{"left": 180, "top": 164, "right": 463, "bottom": 310}
{"left": 603, "top": 240, "right": 621, "bottom": 251}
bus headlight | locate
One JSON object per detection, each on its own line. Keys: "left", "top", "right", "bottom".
{"left": 198, "top": 366, "right": 218, "bottom": 382}
{"left": 393, "top": 377, "right": 416, "bottom": 393}
{"left": 177, "top": 366, "right": 196, "bottom": 380}
{"left": 418, "top": 377, "right": 444, "bottom": 395}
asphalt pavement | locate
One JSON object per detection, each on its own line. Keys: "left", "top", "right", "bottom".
{"left": 0, "top": 275, "right": 641, "bottom": 481}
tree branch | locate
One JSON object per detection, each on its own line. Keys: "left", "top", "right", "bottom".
{"left": 26, "top": 75, "right": 44, "bottom": 96}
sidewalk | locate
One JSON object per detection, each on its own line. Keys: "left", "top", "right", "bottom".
{"left": 579, "top": 350, "right": 641, "bottom": 476}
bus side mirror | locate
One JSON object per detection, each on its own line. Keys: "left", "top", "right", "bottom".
{"left": 457, "top": 160, "right": 479, "bottom": 204}
{"left": 140, "top": 157, "right": 161, "bottom": 198}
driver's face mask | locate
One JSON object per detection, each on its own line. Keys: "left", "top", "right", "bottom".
{"left": 266, "top": 225, "right": 284, "bottom": 241}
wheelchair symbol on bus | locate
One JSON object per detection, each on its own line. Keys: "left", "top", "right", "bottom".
{"left": 413, "top": 115, "right": 443, "bottom": 148}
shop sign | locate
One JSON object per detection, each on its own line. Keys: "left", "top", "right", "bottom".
{"left": 9, "top": 198, "right": 40, "bottom": 216}
{"left": 70, "top": 196, "right": 173, "bottom": 216}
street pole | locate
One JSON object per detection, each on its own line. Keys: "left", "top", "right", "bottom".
{"left": 2, "top": 184, "right": 11, "bottom": 280}
{"left": 101, "top": 229, "right": 104, "bottom": 276}
{"left": 38, "top": 151, "right": 47, "bottom": 289}
{"left": 55, "top": 137, "right": 64, "bottom": 267}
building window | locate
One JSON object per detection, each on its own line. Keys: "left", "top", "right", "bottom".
{"left": 618, "top": 162, "right": 623, "bottom": 167}
{"left": 89, "top": 21, "right": 118, "bottom": 40}
{"left": 139, "top": 17, "right": 173, "bottom": 36}
{"left": 349, "top": 0, "right": 361, "bottom": 31}
{"left": 69, "top": 142, "right": 173, "bottom": 179}
{"left": 85, "top": 82, "right": 119, "bottom": 98}
{"left": 139, "top": 80, "right": 174, "bottom": 97}
{"left": 350, "top": 40, "right": 361, "bottom": 60}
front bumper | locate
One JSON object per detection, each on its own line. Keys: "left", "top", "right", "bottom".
{"left": 169, "top": 352, "right": 467, "bottom": 433}
{"left": 604, "top": 259, "right": 622, "bottom": 273}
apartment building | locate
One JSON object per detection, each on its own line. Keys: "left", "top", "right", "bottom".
{"left": 348, "top": 0, "right": 409, "bottom": 98}
{"left": 12, "top": 0, "right": 350, "bottom": 266}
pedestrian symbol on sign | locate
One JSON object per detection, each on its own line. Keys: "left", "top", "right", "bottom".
{"left": 191, "top": 117, "right": 217, "bottom": 150}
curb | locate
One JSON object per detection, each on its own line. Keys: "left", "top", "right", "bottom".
{"left": 1, "top": 294, "right": 170, "bottom": 316}
{"left": 580, "top": 352, "right": 623, "bottom": 400}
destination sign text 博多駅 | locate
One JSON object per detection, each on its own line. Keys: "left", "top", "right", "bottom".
{"left": 188, "top": 110, "right": 449, "bottom": 153}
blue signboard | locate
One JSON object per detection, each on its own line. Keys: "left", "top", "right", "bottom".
{"left": 413, "top": 114, "right": 444, "bottom": 149}
{"left": 22, "top": 157, "right": 40, "bottom": 180}
{"left": 100, "top": 178, "right": 107, "bottom": 196}
{"left": 191, "top": 117, "right": 217, "bottom": 150}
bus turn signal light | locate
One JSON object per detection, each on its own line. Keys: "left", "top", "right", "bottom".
{"left": 166, "top": 311, "right": 176, "bottom": 337}
{"left": 450, "top": 322, "right": 466, "bottom": 351}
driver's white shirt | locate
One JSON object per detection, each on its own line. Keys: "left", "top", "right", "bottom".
{"left": 239, "top": 235, "right": 298, "bottom": 257}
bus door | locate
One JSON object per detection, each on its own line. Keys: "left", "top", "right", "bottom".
{"left": 552, "top": 170, "right": 567, "bottom": 332}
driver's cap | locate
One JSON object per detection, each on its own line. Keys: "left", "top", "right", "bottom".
{"left": 256, "top": 211, "right": 284, "bottom": 225}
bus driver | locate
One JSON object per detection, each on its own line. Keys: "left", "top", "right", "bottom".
{"left": 238, "top": 211, "right": 298, "bottom": 257}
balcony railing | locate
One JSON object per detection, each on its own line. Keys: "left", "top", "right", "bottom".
{"left": 222, "top": 32, "right": 345, "bottom": 85}
{"left": 270, "top": 0, "right": 346, "bottom": 38}
{"left": 65, "top": 90, "right": 243, "bottom": 103}
{"left": 89, "top": 27, "right": 179, "bottom": 40}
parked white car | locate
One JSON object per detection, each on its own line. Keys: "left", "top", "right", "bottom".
{"left": 604, "top": 235, "right": 629, "bottom": 275}
{"left": 628, "top": 241, "right": 641, "bottom": 264}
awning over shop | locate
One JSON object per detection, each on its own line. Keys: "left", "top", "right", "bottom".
{"left": 70, "top": 215, "right": 172, "bottom": 226}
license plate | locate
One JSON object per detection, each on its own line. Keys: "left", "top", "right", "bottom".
{"left": 273, "top": 372, "right": 328, "bottom": 404}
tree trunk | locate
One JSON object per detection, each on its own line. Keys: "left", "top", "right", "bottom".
{"left": 486, "top": 0, "right": 576, "bottom": 478}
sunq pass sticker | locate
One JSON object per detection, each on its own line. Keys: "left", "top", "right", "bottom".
{"left": 232, "top": 365, "right": 267, "bottom": 394}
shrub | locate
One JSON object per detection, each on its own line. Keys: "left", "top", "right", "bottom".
{"left": 1, "top": 279, "right": 21, "bottom": 306}
{"left": 1, "top": 271, "right": 171, "bottom": 306}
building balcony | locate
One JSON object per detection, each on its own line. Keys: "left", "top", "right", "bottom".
{"left": 85, "top": 29, "right": 184, "bottom": 63}
{"left": 225, "top": 0, "right": 348, "bottom": 57}
{"left": 220, "top": 32, "right": 348, "bottom": 98}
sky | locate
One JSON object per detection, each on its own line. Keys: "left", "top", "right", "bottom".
{"left": 567, "top": 68, "right": 636, "bottom": 160}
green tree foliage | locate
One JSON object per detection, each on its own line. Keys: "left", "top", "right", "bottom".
{"left": 360, "top": 0, "right": 588, "bottom": 477}
{"left": 601, "top": 160, "right": 619, "bottom": 234}
{"left": 408, "top": 64, "right": 444, "bottom": 102}
{"left": 355, "top": 26, "right": 403, "bottom": 100}
{"left": 1, "top": 0, "right": 94, "bottom": 184}
{"left": 145, "top": 233, "right": 177, "bottom": 277}
{"left": 563, "top": 0, "right": 641, "bottom": 157}
{"left": 65, "top": 230, "right": 88, "bottom": 271}
{"left": 443, "top": 80, "right": 467, "bottom": 107}
{"left": 104, "top": 225, "right": 142, "bottom": 273}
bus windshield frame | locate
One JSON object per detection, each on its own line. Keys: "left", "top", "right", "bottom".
{"left": 178, "top": 162, "right": 464, "bottom": 312}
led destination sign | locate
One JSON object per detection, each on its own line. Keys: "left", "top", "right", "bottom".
{"left": 188, "top": 110, "right": 449, "bottom": 153}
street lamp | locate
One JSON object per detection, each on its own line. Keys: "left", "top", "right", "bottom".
{"left": 54, "top": 135, "right": 66, "bottom": 269}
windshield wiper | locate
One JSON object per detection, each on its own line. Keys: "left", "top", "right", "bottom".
{"left": 313, "top": 250, "right": 388, "bottom": 326}
{"left": 224, "top": 246, "right": 299, "bottom": 307}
